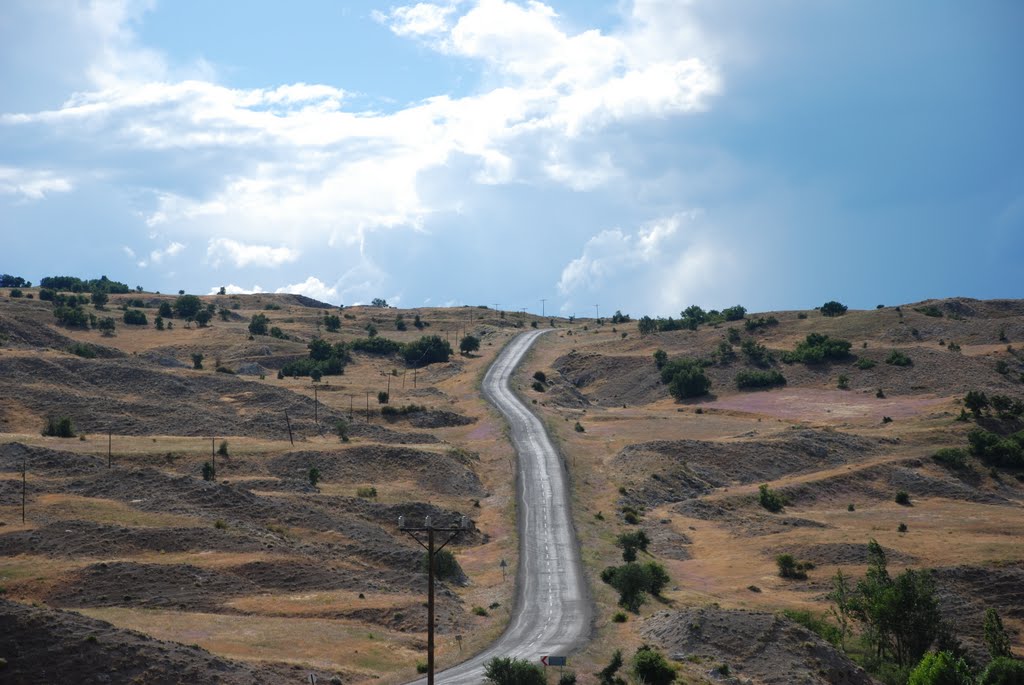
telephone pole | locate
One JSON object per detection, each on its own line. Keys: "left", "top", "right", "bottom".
{"left": 399, "top": 515, "right": 468, "bottom": 685}
{"left": 540, "top": 299, "right": 546, "bottom": 317}
{"left": 594, "top": 304, "right": 599, "bottom": 320}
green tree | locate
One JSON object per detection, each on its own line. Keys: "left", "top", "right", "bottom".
{"left": 217, "top": 440, "right": 228, "bottom": 457}
{"left": 97, "top": 317, "right": 116, "bottom": 336}
{"left": 370, "top": 298, "right": 389, "bottom": 308}
{"left": 965, "top": 391, "right": 990, "bottom": 418}
{"left": 90, "top": 289, "right": 109, "bottom": 308}
{"left": 653, "top": 349, "right": 667, "bottom": 369}
{"left": 158, "top": 301, "right": 173, "bottom": 318}
{"left": 978, "top": 657, "right": 1024, "bottom": 685}
{"left": 821, "top": 300, "right": 848, "bottom": 317}
{"left": 202, "top": 462, "right": 215, "bottom": 481}
{"left": 42, "top": 416, "right": 75, "bottom": 438}
{"left": 323, "top": 314, "right": 341, "bottom": 332}
{"left": 907, "top": 651, "right": 973, "bottom": 685}
{"left": 403, "top": 335, "right": 452, "bottom": 366}
{"left": 984, "top": 608, "right": 1012, "bottom": 660}
{"left": 660, "top": 358, "right": 710, "bottom": 399}
{"left": 722, "top": 305, "right": 747, "bottom": 321}
{"left": 191, "top": 353, "right": 204, "bottom": 370}
{"left": 123, "top": 310, "right": 147, "bottom": 325}
{"left": 308, "top": 467, "right": 321, "bottom": 486}
{"left": 424, "top": 548, "right": 461, "bottom": 581}
{"left": 194, "top": 309, "right": 212, "bottom": 327}
{"left": 483, "top": 657, "right": 546, "bottom": 685}
{"left": 249, "top": 313, "right": 270, "bottom": 335}
{"left": 632, "top": 645, "right": 676, "bottom": 685}
{"left": 616, "top": 531, "right": 650, "bottom": 562}
{"left": 174, "top": 294, "right": 202, "bottom": 319}
{"left": 460, "top": 335, "right": 480, "bottom": 355}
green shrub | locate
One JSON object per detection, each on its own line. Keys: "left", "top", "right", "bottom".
{"left": 425, "top": 548, "right": 461, "bottom": 581}
{"left": 978, "top": 657, "right": 1024, "bottom": 684}
{"left": 914, "top": 305, "right": 944, "bottom": 318}
{"left": 191, "top": 353, "right": 203, "bottom": 370}
{"left": 744, "top": 315, "right": 778, "bottom": 331}
{"left": 356, "top": 486, "right": 377, "bottom": 498}
{"left": 895, "top": 491, "right": 911, "bottom": 505}
{"left": 217, "top": 440, "right": 228, "bottom": 457}
{"left": 898, "top": 522, "right": 908, "bottom": 532}
{"left": 741, "top": 339, "right": 774, "bottom": 367}
{"left": 248, "top": 313, "right": 270, "bottom": 335}
{"left": 967, "top": 428, "right": 1024, "bottom": 467}
{"left": 42, "top": 416, "right": 75, "bottom": 438}
{"left": 758, "top": 483, "right": 787, "bottom": 512}
{"left": 472, "top": 606, "right": 488, "bottom": 616}
{"left": 907, "top": 651, "right": 972, "bottom": 685}
{"left": 821, "top": 300, "right": 848, "bottom": 317}
{"left": 53, "top": 305, "right": 89, "bottom": 327}
{"left": 459, "top": 335, "right": 480, "bottom": 355}
{"left": 837, "top": 374, "right": 850, "bottom": 389}
{"left": 783, "top": 333, "right": 852, "bottom": 363}
{"left": 886, "top": 349, "right": 913, "bottom": 366}
{"left": 661, "top": 358, "right": 711, "bottom": 399}
{"left": 335, "top": 419, "right": 349, "bottom": 442}
{"left": 612, "top": 611, "right": 628, "bottom": 623}
{"left": 67, "top": 343, "right": 96, "bottom": 358}
{"left": 532, "top": 381, "right": 545, "bottom": 392}
{"left": 416, "top": 661, "right": 428, "bottom": 674}
{"left": 722, "top": 305, "right": 746, "bottom": 321}
{"left": 97, "top": 317, "right": 116, "bottom": 336}
{"left": 600, "top": 562, "right": 670, "bottom": 612}
{"left": 855, "top": 357, "right": 877, "bottom": 370}
{"left": 616, "top": 531, "right": 651, "bottom": 561}
{"left": 653, "top": 349, "right": 668, "bottom": 368}
{"left": 308, "top": 467, "right": 321, "bottom": 486}
{"left": 984, "top": 608, "right": 1012, "bottom": 660}
{"left": 632, "top": 645, "right": 676, "bottom": 685}
{"left": 377, "top": 391, "right": 389, "bottom": 404}
{"left": 574, "top": 421, "right": 585, "bottom": 432}
{"left": 9, "top": 288, "right": 23, "bottom": 298}
{"left": 736, "top": 369, "right": 786, "bottom": 389}
{"left": 781, "top": 609, "right": 842, "bottom": 646}
{"left": 533, "top": 370, "right": 546, "bottom": 383}
{"left": 350, "top": 336, "right": 402, "bottom": 355}
{"left": 202, "top": 462, "right": 215, "bottom": 481}
{"left": 403, "top": 335, "right": 453, "bottom": 366}
{"left": 933, "top": 448, "right": 967, "bottom": 470}
{"left": 483, "top": 657, "right": 546, "bottom": 685}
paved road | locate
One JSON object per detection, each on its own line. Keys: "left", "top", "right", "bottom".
{"left": 410, "top": 329, "right": 591, "bottom": 684}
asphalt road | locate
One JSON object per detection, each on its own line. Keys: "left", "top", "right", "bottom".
{"left": 410, "top": 329, "right": 591, "bottom": 684}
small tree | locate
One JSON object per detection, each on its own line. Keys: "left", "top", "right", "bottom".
{"left": 155, "top": 316, "right": 164, "bottom": 330}
{"left": 821, "top": 300, "right": 848, "bottom": 317}
{"left": 194, "top": 309, "right": 212, "bottom": 327}
{"left": 158, "top": 301, "right": 173, "bottom": 318}
{"left": 308, "top": 467, "right": 321, "bottom": 487}
{"left": 202, "top": 462, "right": 215, "bottom": 481}
{"left": 217, "top": 440, "right": 228, "bottom": 457}
{"left": 377, "top": 391, "right": 389, "bottom": 404}
{"left": 173, "top": 294, "right": 202, "bottom": 319}
{"left": 42, "top": 416, "right": 75, "bottom": 438}
{"left": 653, "top": 349, "right": 667, "bottom": 369}
{"left": 632, "top": 645, "right": 676, "bottom": 685}
{"left": 983, "top": 608, "right": 1012, "bottom": 660}
{"left": 335, "top": 419, "right": 350, "bottom": 442}
{"left": 425, "top": 548, "right": 461, "bottom": 580}
{"left": 248, "top": 313, "right": 270, "bottom": 335}
{"left": 191, "top": 353, "right": 204, "bottom": 370}
{"left": 97, "top": 317, "right": 116, "bottom": 336}
{"left": 483, "top": 657, "right": 546, "bottom": 685}
{"left": 907, "top": 651, "right": 973, "bottom": 685}
{"left": 90, "top": 289, "right": 109, "bottom": 308}
{"left": 459, "top": 335, "right": 480, "bottom": 355}
{"left": 964, "top": 391, "right": 990, "bottom": 418}
{"left": 759, "top": 483, "right": 787, "bottom": 512}
{"left": 310, "top": 368, "right": 323, "bottom": 383}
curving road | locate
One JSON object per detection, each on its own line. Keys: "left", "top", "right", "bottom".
{"left": 411, "top": 329, "right": 591, "bottom": 684}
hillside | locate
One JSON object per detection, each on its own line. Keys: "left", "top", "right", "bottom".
{"left": 1, "top": 288, "right": 1023, "bottom": 683}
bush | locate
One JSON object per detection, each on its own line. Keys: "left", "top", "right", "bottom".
{"left": 574, "top": 421, "right": 585, "bottom": 433}
{"left": 978, "top": 657, "right": 1024, "bottom": 685}
{"left": 53, "top": 305, "right": 89, "bottom": 327}
{"left": 741, "top": 339, "right": 774, "bottom": 367}
{"left": 191, "top": 353, "right": 204, "bottom": 370}
{"left": 173, "top": 294, "right": 202, "bottom": 319}
{"left": 425, "top": 548, "right": 461, "bottom": 581}
{"left": 308, "top": 467, "right": 321, "bottom": 486}
{"left": 632, "top": 645, "right": 676, "bottom": 685}
{"left": 783, "top": 333, "right": 852, "bottom": 363}
{"left": 356, "top": 486, "right": 377, "bottom": 498}
{"left": 248, "top": 313, "right": 270, "bottom": 335}
{"left": 837, "top": 374, "right": 850, "bottom": 390}
{"left": 736, "top": 369, "right": 786, "bottom": 389}
{"left": 968, "top": 428, "right": 1024, "bottom": 467}
{"left": 532, "top": 381, "right": 545, "bottom": 392}
{"left": 483, "top": 657, "right": 546, "bottom": 685}
{"left": 781, "top": 609, "right": 842, "bottom": 646}
{"left": 907, "top": 651, "right": 973, "bottom": 685}
{"left": 459, "top": 335, "right": 480, "bottom": 355}
{"left": 9, "top": 288, "right": 23, "bottom": 298}
{"left": 914, "top": 305, "right": 944, "bottom": 318}
{"left": 42, "top": 416, "right": 75, "bottom": 438}
{"left": 661, "top": 358, "right": 711, "bottom": 399}
{"left": 933, "top": 448, "right": 968, "bottom": 470}
{"left": 377, "top": 391, "right": 389, "bottom": 404}
{"left": 472, "top": 606, "right": 488, "bottom": 616}
{"left": 67, "top": 343, "right": 96, "bottom": 358}
{"left": 898, "top": 522, "right": 908, "bottom": 532}
{"left": 855, "top": 357, "right": 877, "bottom": 370}
{"left": 744, "top": 315, "right": 778, "bottom": 331}
{"left": 533, "top": 370, "right": 546, "bottom": 383}
{"left": 612, "top": 611, "right": 628, "bottom": 623}
{"left": 350, "top": 336, "right": 402, "bottom": 355}
{"left": 895, "top": 491, "right": 911, "bottom": 505}
{"left": 758, "top": 483, "right": 787, "bottom": 512}
{"left": 38, "top": 288, "right": 55, "bottom": 301}
{"left": 984, "top": 607, "right": 1012, "bottom": 660}
{"left": 600, "top": 562, "right": 670, "bottom": 612}
{"left": 776, "top": 554, "right": 807, "bottom": 580}
{"left": 323, "top": 314, "right": 341, "bottom": 332}
{"left": 123, "top": 309, "right": 147, "bottom": 325}
{"left": 202, "top": 462, "right": 215, "bottom": 481}
{"left": 97, "top": 317, "right": 116, "bottom": 336}
{"left": 335, "top": 419, "right": 349, "bottom": 442}
{"left": 616, "top": 531, "right": 651, "bottom": 562}
{"left": 403, "top": 335, "right": 452, "bottom": 366}
{"left": 653, "top": 349, "right": 668, "bottom": 369}
{"left": 886, "top": 349, "right": 913, "bottom": 366}
{"left": 158, "top": 301, "right": 173, "bottom": 317}
{"left": 821, "top": 300, "right": 848, "bottom": 317}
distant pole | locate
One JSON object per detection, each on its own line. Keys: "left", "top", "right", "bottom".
{"left": 108, "top": 430, "right": 112, "bottom": 469}
{"left": 541, "top": 299, "right": 546, "bottom": 317}
{"left": 211, "top": 437, "right": 216, "bottom": 479}
{"left": 365, "top": 391, "right": 370, "bottom": 423}
{"left": 285, "top": 411, "right": 294, "bottom": 446}
{"left": 386, "top": 374, "right": 391, "bottom": 396}
{"left": 348, "top": 394, "right": 354, "bottom": 420}
{"left": 594, "top": 304, "right": 599, "bottom": 320}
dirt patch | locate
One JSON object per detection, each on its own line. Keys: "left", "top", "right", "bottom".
{"left": 382, "top": 408, "right": 476, "bottom": 429}
{"left": 709, "top": 388, "right": 948, "bottom": 422}
{"left": 0, "top": 597, "right": 292, "bottom": 684}
{"left": 642, "top": 606, "right": 875, "bottom": 685}
{"left": 553, "top": 351, "right": 662, "bottom": 406}
{"left": 763, "top": 542, "right": 917, "bottom": 567}
{"left": 642, "top": 520, "right": 693, "bottom": 560}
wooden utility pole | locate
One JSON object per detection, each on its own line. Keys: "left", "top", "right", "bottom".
{"left": 284, "top": 411, "right": 294, "bottom": 446}
{"left": 365, "top": 391, "right": 370, "bottom": 422}
{"left": 108, "top": 430, "right": 112, "bottom": 469}
{"left": 399, "top": 516, "right": 467, "bottom": 685}
{"left": 540, "top": 299, "right": 546, "bottom": 317}
{"left": 211, "top": 437, "right": 216, "bottom": 480}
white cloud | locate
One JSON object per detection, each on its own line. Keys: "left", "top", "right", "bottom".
{"left": 207, "top": 238, "right": 300, "bottom": 269}
{"left": 121, "top": 245, "right": 135, "bottom": 258}
{"left": 557, "top": 212, "right": 740, "bottom": 315}
{"left": 0, "top": 0, "right": 720, "bottom": 248}
{"left": 207, "top": 283, "right": 265, "bottom": 295}
{"left": 274, "top": 276, "right": 340, "bottom": 304}
{"left": 0, "top": 166, "right": 73, "bottom": 200}
{"left": 148, "top": 241, "right": 185, "bottom": 264}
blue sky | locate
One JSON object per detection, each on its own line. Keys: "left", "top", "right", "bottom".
{"left": 1, "top": 1, "right": 1021, "bottom": 315}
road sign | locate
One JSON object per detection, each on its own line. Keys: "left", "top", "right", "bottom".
{"left": 308, "top": 675, "right": 317, "bottom": 685}
{"left": 541, "top": 656, "right": 567, "bottom": 667}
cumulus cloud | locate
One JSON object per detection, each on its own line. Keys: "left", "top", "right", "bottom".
{"left": 148, "top": 241, "right": 185, "bottom": 264}
{"left": 274, "top": 276, "right": 340, "bottom": 304}
{"left": 0, "top": 0, "right": 720, "bottom": 247}
{"left": 207, "top": 283, "right": 265, "bottom": 295}
{"left": 557, "top": 213, "right": 740, "bottom": 315}
{"left": 207, "top": 238, "right": 300, "bottom": 269}
{"left": 0, "top": 166, "right": 73, "bottom": 200}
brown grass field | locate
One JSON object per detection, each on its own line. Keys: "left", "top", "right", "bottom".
{"left": 1, "top": 291, "right": 1023, "bottom": 683}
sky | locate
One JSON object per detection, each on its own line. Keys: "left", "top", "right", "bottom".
{"left": 1, "top": 1, "right": 1021, "bottom": 316}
